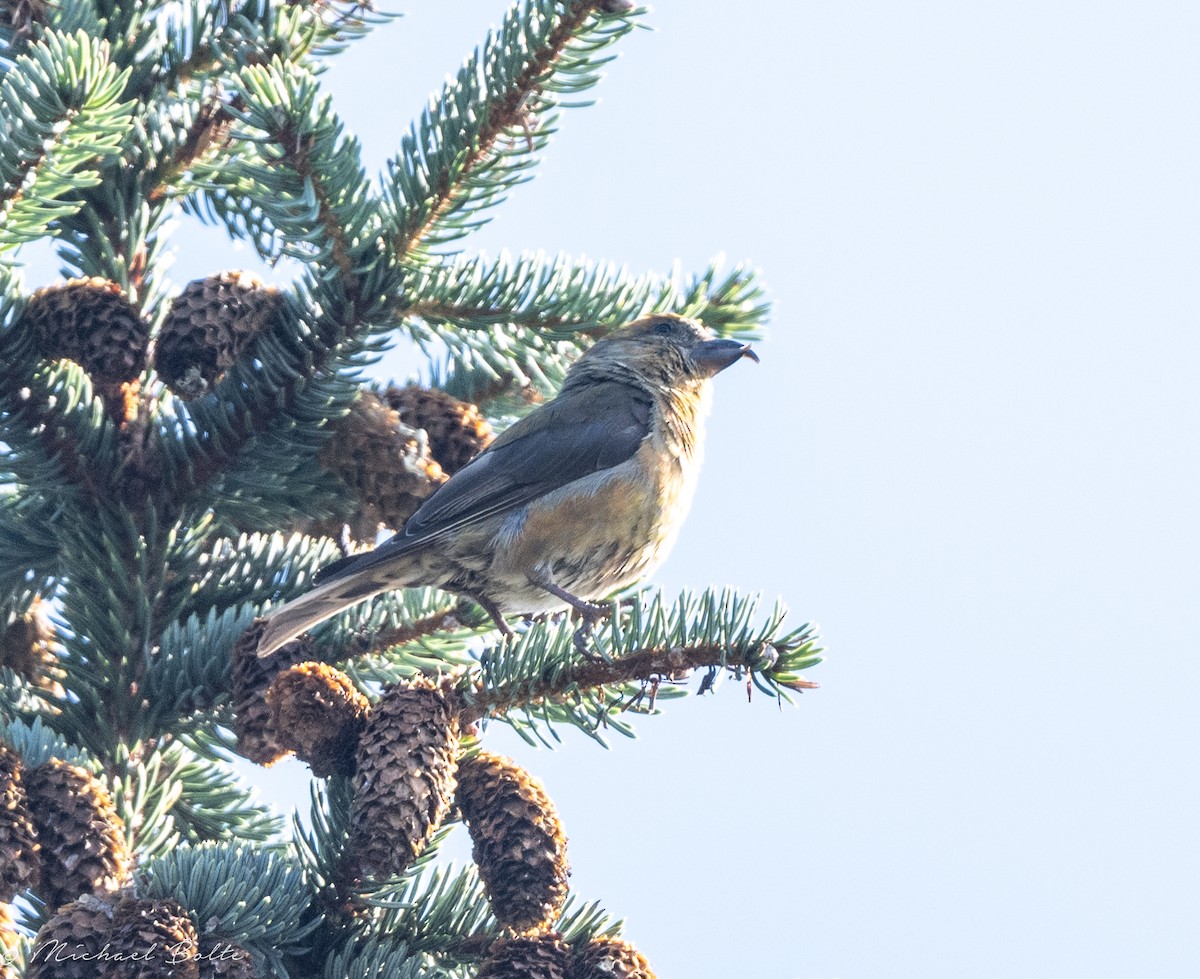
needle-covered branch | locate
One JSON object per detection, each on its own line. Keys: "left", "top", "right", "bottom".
{"left": 0, "top": 29, "right": 133, "bottom": 250}
{"left": 146, "top": 0, "right": 315, "bottom": 89}
{"left": 0, "top": 358, "right": 108, "bottom": 509}
{"left": 187, "top": 531, "right": 348, "bottom": 623}
{"left": 0, "top": 488, "right": 60, "bottom": 601}
{"left": 456, "top": 588, "right": 823, "bottom": 742}
{"left": 408, "top": 251, "right": 768, "bottom": 340}
{"left": 408, "top": 253, "right": 770, "bottom": 413}
{"left": 384, "top": 0, "right": 640, "bottom": 254}
{"left": 222, "top": 59, "right": 377, "bottom": 281}
{"left": 368, "top": 864, "right": 493, "bottom": 959}
{"left": 139, "top": 581, "right": 479, "bottom": 740}
{"left": 138, "top": 843, "right": 320, "bottom": 975}
{"left": 159, "top": 745, "right": 282, "bottom": 843}
{"left": 166, "top": 59, "right": 409, "bottom": 496}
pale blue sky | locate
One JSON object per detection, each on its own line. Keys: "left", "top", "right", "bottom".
{"left": 21, "top": 2, "right": 1200, "bottom": 976}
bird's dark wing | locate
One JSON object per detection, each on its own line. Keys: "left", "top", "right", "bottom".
{"left": 315, "top": 379, "right": 654, "bottom": 584}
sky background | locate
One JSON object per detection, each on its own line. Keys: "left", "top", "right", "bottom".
{"left": 21, "top": 2, "right": 1200, "bottom": 977}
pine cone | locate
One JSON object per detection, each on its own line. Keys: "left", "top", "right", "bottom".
{"left": 23, "top": 278, "right": 149, "bottom": 386}
{"left": 0, "top": 900, "right": 22, "bottom": 979}
{"left": 155, "top": 272, "right": 282, "bottom": 399}
{"left": 106, "top": 893, "right": 199, "bottom": 979}
{"left": 1, "top": 597, "right": 64, "bottom": 697}
{"left": 6, "top": 0, "right": 50, "bottom": 41}
{"left": 456, "top": 751, "right": 569, "bottom": 931}
{"left": 231, "top": 619, "right": 318, "bottom": 767}
{"left": 312, "top": 392, "right": 447, "bottom": 542}
{"left": 265, "top": 662, "right": 369, "bottom": 777}
{"left": 349, "top": 675, "right": 459, "bottom": 880}
{"left": 0, "top": 744, "right": 39, "bottom": 901}
{"left": 379, "top": 385, "right": 493, "bottom": 474}
{"left": 23, "top": 760, "right": 129, "bottom": 909}
{"left": 27, "top": 893, "right": 116, "bottom": 979}
{"left": 569, "top": 938, "right": 656, "bottom": 979}
{"left": 477, "top": 935, "right": 572, "bottom": 979}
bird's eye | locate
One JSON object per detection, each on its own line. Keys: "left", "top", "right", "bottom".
{"left": 653, "top": 321, "right": 675, "bottom": 336}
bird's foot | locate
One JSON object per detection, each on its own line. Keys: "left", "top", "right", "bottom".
{"left": 526, "top": 570, "right": 614, "bottom": 658}
{"left": 572, "top": 621, "right": 597, "bottom": 658}
{"left": 570, "top": 600, "right": 613, "bottom": 660}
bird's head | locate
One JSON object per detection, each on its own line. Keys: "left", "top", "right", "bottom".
{"left": 572, "top": 313, "right": 759, "bottom": 389}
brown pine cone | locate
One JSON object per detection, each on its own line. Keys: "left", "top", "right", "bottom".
{"left": 230, "top": 619, "right": 318, "bottom": 767}
{"left": 0, "top": 744, "right": 39, "bottom": 901}
{"left": 23, "top": 761, "right": 129, "bottom": 909}
{"left": 27, "top": 893, "right": 116, "bottom": 979}
{"left": 569, "top": 937, "right": 656, "bottom": 979}
{"left": 0, "top": 597, "right": 64, "bottom": 697}
{"left": 349, "top": 675, "right": 459, "bottom": 880}
{"left": 22, "top": 278, "right": 149, "bottom": 387}
{"left": 5, "top": 0, "right": 49, "bottom": 40}
{"left": 379, "top": 385, "right": 493, "bottom": 474}
{"left": 155, "top": 271, "right": 282, "bottom": 399}
{"left": 477, "top": 935, "right": 572, "bottom": 979}
{"left": 106, "top": 893, "right": 200, "bottom": 979}
{"left": 456, "top": 751, "right": 569, "bottom": 931}
{"left": 0, "top": 900, "right": 21, "bottom": 977}
{"left": 311, "top": 392, "right": 447, "bottom": 542}
{"left": 265, "top": 662, "right": 369, "bottom": 777}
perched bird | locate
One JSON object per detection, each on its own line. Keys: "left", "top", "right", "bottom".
{"left": 256, "top": 313, "right": 757, "bottom": 658}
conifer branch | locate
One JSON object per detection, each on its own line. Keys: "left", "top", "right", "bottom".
{"left": 403, "top": 254, "right": 770, "bottom": 412}
{"left": 290, "top": 126, "right": 359, "bottom": 295}
{"left": 139, "top": 842, "right": 320, "bottom": 974}
{"left": 145, "top": 95, "right": 235, "bottom": 203}
{"left": 169, "top": 60, "right": 395, "bottom": 495}
{"left": 0, "top": 29, "right": 133, "bottom": 248}
{"left": 159, "top": 748, "right": 283, "bottom": 842}
{"left": 368, "top": 864, "right": 494, "bottom": 958}
{"left": 0, "top": 493, "right": 59, "bottom": 595}
{"left": 401, "top": 251, "right": 662, "bottom": 334}
{"left": 0, "top": 364, "right": 107, "bottom": 499}
{"left": 386, "top": 0, "right": 638, "bottom": 254}
{"left": 187, "top": 531, "right": 346, "bottom": 622}
{"left": 169, "top": 3, "right": 634, "bottom": 497}
{"left": 458, "top": 637, "right": 818, "bottom": 727}
{"left": 320, "top": 588, "right": 487, "bottom": 679}
{"left": 404, "top": 252, "right": 768, "bottom": 338}
{"left": 456, "top": 589, "right": 823, "bottom": 732}
{"left": 220, "top": 58, "right": 378, "bottom": 277}
{"left": 352, "top": 610, "right": 463, "bottom": 657}
{"left": 152, "top": 1, "right": 288, "bottom": 89}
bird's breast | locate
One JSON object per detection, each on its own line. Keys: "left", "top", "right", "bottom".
{"left": 490, "top": 429, "right": 702, "bottom": 604}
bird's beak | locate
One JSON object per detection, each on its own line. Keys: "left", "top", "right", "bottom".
{"left": 693, "top": 338, "right": 759, "bottom": 377}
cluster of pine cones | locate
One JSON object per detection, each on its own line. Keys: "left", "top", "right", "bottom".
{"left": 305, "top": 382, "right": 492, "bottom": 542}
{"left": 232, "top": 628, "right": 656, "bottom": 979}
{"left": 21, "top": 273, "right": 493, "bottom": 540}
{"left": 21, "top": 272, "right": 277, "bottom": 395}
{"left": 0, "top": 743, "right": 255, "bottom": 978}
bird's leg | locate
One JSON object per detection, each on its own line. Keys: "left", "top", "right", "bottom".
{"left": 463, "top": 591, "right": 513, "bottom": 637}
{"left": 526, "top": 568, "right": 610, "bottom": 654}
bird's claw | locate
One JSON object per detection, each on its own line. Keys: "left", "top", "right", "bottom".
{"left": 571, "top": 600, "right": 613, "bottom": 660}
{"left": 572, "top": 622, "right": 596, "bottom": 657}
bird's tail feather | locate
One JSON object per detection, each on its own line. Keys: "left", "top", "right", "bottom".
{"left": 255, "top": 575, "right": 391, "bottom": 658}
